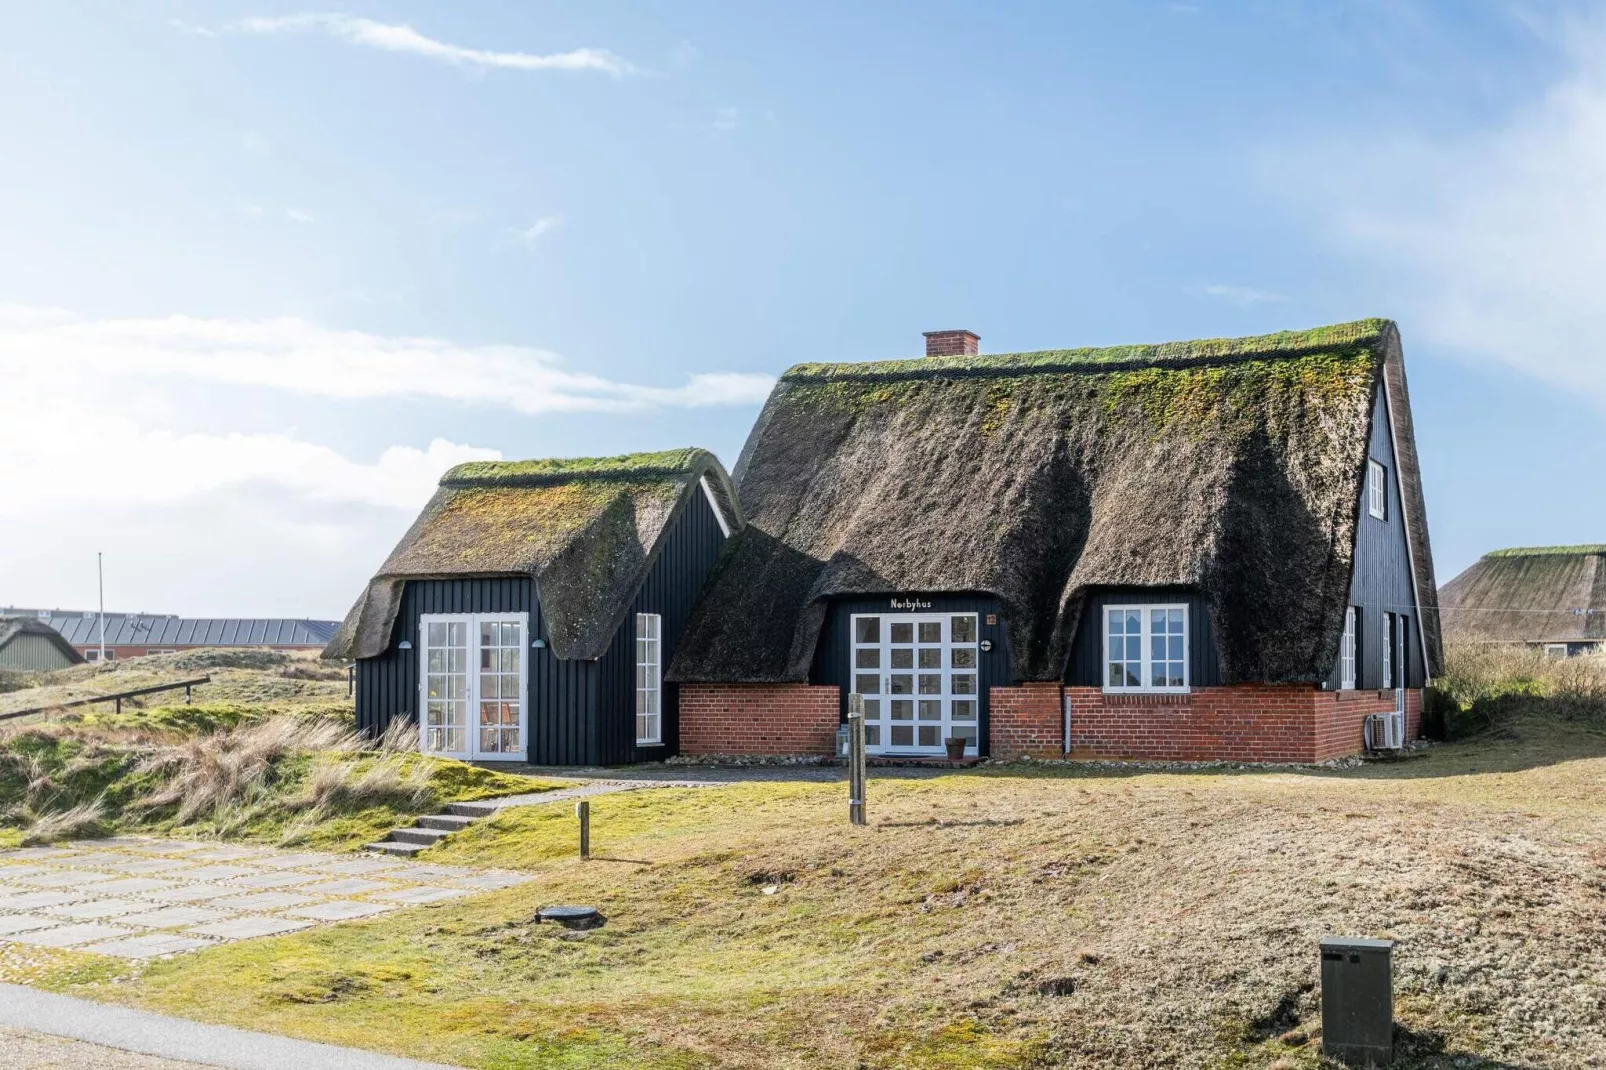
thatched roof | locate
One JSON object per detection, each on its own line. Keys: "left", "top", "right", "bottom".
{"left": 326, "top": 449, "right": 741, "bottom": 662}
{"left": 0, "top": 617, "right": 84, "bottom": 664}
{"left": 669, "top": 319, "right": 1441, "bottom": 685}
{"left": 1439, "top": 546, "right": 1606, "bottom": 644}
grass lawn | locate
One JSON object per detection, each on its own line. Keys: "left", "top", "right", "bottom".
{"left": 7, "top": 713, "right": 1604, "bottom": 1069}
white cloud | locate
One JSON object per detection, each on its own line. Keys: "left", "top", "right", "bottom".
{"left": 284, "top": 207, "right": 316, "bottom": 223}
{"left": 0, "top": 306, "right": 775, "bottom": 415}
{"left": 515, "top": 216, "right": 563, "bottom": 245}
{"left": 1269, "top": 18, "right": 1606, "bottom": 408}
{"left": 1188, "top": 283, "right": 1286, "bottom": 307}
{"left": 233, "top": 13, "right": 634, "bottom": 76}
{"left": 713, "top": 107, "right": 740, "bottom": 132}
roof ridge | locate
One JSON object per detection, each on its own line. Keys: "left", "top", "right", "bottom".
{"left": 442, "top": 447, "right": 712, "bottom": 488}
{"left": 1485, "top": 544, "right": 1606, "bottom": 558}
{"left": 781, "top": 318, "right": 1392, "bottom": 383}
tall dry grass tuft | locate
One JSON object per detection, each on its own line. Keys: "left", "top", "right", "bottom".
{"left": 20, "top": 796, "right": 106, "bottom": 845}
{"left": 137, "top": 716, "right": 363, "bottom": 824}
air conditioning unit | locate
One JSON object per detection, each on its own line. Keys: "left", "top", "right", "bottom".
{"left": 1365, "top": 712, "right": 1403, "bottom": 751}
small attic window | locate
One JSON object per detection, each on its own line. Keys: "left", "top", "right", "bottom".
{"left": 1368, "top": 460, "right": 1387, "bottom": 520}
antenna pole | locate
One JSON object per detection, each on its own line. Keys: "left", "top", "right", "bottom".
{"left": 97, "top": 552, "right": 106, "bottom": 663}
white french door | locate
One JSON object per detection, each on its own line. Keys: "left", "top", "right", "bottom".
{"left": 419, "top": 613, "right": 527, "bottom": 761}
{"left": 851, "top": 612, "right": 980, "bottom": 755}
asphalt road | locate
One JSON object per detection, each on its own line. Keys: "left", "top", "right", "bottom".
{"left": 0, "top": 1027, "right": 213, "bottom": 1069}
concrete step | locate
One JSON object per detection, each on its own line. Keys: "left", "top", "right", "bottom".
{"left": 417, "top": 814, "right": 478, "bottom": 832}
{"left": 364, "top": 840, "right": 430, "bottom": 857}
{"left": 446, "top": 800, "right": 500, "bottom": 818}
{"left": 391, "top": 827, "right": 451, "bottom": 846}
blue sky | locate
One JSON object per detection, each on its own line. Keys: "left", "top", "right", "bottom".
{"left": 1, "top": 2, "right": 1602, "bottom": 617}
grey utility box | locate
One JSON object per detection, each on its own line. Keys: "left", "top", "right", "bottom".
{"left": 1321, "top": 936, "right": 1396, "bottom": 1065}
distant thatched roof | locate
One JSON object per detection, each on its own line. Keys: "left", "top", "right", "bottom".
{"left": 0, "top": 617, "right": 84, "bottom": 664}
{"left": 326, "top": 449, "right": 741, "bottom": 662}
{"left": 669, "top": 319, "right": 1441, "bottom": 685}
{"left": 1439, "top": 546, "right": 1606, "bottom": 644}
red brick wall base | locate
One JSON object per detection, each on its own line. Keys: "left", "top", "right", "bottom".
{"left": 678, "top": 682, "right": 1422, "bottom": 764}
{"left": 1059, "top": 685, "right": 1422, "bottom": 763}
{"left": 679, "top": 683, "right": 841, "bottom": 757}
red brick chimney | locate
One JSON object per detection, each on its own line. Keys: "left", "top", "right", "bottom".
{"left": 923, "top": 329, "right": 980, "bottom": 357}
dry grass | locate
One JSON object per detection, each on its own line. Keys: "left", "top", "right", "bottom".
{"left": 32, "top": 714, "right": 1603, "bottom": 1070}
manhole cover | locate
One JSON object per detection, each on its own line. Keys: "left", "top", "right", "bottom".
{"left": 538, "top": 905, "right": 602, "bottom": 929}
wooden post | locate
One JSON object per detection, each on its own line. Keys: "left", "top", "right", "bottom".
{"left": 185, "top": 684, "right": 192, "bottom": 705}
{"left": 115, "top": 697, "right": 121, "bottom": 715}
{"left": 847, "top": 693, "right": 867, "bottom": 826}
{"left": 576, "top": 799, "right": 591, "bottom": 860}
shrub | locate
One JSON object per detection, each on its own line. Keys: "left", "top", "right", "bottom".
{"left": 1432, "top": 643, "right": 1606, "bottom": 738}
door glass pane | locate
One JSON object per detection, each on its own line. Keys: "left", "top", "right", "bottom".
{"left": 951, "top": 616, "right": 976, "bottom": 643}
{"left": 952, "top": 699, "right": 977, "bottom": 721}
{"left": 855, "top": 673, "right": 881, "bottom": 695}
{"left": 856, "top": 648, "right": 880, "bottom": 668}
{"left": 918, "top": 726, "right": 941, "bottom": 748}
{"left": 952, "top": 674, "right": 976, "bottom": 695}
{"left": 855, "top": 617, "right": 880, "bottom": 643}
{"left": 890, "top": 699, "right": 913, "bottom": 721}
{"left": 918, "top": 673, "right": 942, "bottom": 694}
{"left": 918, "top": 622, "right": 941, "bottom": 643}
{"left": 424, "top": 619, "right": 471, "bottom": 755}
{"left": 889, "top": 674, "right": 913, "bottom": 694}
{"left": 890, "top": 622, "right": 913, "bottom": 644}
{"left": 918, "top": 700, "right": 942, "bottom": 721}
{"left": 890, "top": 648, "right": 913, "bottom": 669}
{"left": 918, "top": 648, "right": 942, "bottom": 668}
{"left": 891, "top": 725, "right": 914, "bottom": 746}
{"left": 951, "top": 647, "right": 976, "bottom": 668}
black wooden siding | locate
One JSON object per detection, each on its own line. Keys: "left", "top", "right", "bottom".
{"left": 809, "top": 594, "right": 1013, "bottom": 758}
{"left": 592, "top": 483, "right": 728, "bottom": 764}
{"left": 1329, "top": 387, "right": 1426, "bottom": 690}
{"left": 1063, "top": 587, "right": 1225, "bottom": 688}
{"left": 353, "top": 486, "right": 728, "bottom": 765}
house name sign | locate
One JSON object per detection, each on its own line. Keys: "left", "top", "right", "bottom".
{"left": 889, "top": 597, "right": 933, "bottom": 611}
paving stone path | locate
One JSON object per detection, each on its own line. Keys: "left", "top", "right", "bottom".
{"left": 0, "top": 837, "right": 530, "bottom": 960}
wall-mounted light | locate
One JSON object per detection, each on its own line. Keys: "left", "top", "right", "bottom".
{"left": 979, "top": 639, "right": 993, "bottom": 653}
{"left": 532, "top": 638, "right": 547, "bottom": 649}
{"left": 397, "top": 640, "right": 413, "bottom": 651}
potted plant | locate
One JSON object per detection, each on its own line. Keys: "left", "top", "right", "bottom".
{"left": 944, "top": 736, "right": 968, "bottom": 761}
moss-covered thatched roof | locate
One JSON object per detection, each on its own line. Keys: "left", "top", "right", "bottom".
{"left": 325, "top": 449, "right": 741, "bottom": 662}
{"left": 669, "top": 319, "right": 1441, "bottom": 685}
{"left": 1439, "top": 546, "right": 1606, "bottom": 644}
{"left": 0, "top": 616, "right": 84, "bottom": 665}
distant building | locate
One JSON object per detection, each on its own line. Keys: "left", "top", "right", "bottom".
{"left": 1, "top": 608, "right": 339, "bottom": 662}
{"left": 0, "top": 617, "right": 84, "bottom": 672}
{"left": 1439, "top": 546, "right": 1606, "bottom": 658}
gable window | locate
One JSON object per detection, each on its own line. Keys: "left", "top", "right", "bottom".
{"left": 1380, "top": 612, "right": 1394, "bottom": 689}
{"left": 636, "top": 612, "right": 662, "bottom": 745}
{"left": 1104, "top": 605, "right": 1188, "bottom": 693}
{"left": 1340, "top": 607, "right": 1357, "bottom": 689}
{"left": 1368, "top": 460, "right": 1387, "bottom": 520}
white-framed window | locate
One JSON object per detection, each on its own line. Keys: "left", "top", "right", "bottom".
{"left": 418, "top": 613, "right": 527, "bottom": 761}
{"left": 1340, "top": 606, "right": 1357, "bottom": 689}
{"left": 1544, "top": 643, "right": 1568, "bottom": 660}
{"left": 1380, "top": 612, "right": 1394, "bottom": 689}
{"left": 83, "top": 649, "right": 114, "bottom": 663}
{"left": 147, "top": 648, "right": 178, "bottom": 656}
{"left": 1368, "top": 460, "right": 1387, "bottom": 520}
{"left": 635, "top": 612, "right": 662, "bottom": 745}
{"left": 1104, "top": 605, "right": 1189, "bottom": 693}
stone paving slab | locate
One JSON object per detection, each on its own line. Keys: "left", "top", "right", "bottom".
{"left": 284, "top": 900, "right": 395, "bottom": 921}
{"left": 0, "top": 836, "right": 533, "bottom": 959}
{"left": 118, "top": 906, "right": 236, "bottom": 929}
{"left": 42, "top": 899, "right": 149, "bottom": 921}
{"left": 299, "top": 878, "right": 394, "bottom": 896}
{"left": 0, "top": 914, "right": 61, "bottom": 935}
{"left": 82, "top": 933, "right": 215, "bottom": 960}
{"left": 0, "top": 890, "right": 86, "bottom": 910}
{"left": 371, "top": 887, "right": 469, "bottom": 905}
{"left": 189, "top": 916, "right": 312, "bottom": 940}
{"left": 9, "top": 923, "right": 137, "bottom": 948}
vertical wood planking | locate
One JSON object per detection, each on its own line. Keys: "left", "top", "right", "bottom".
{"left": 1065, "top": 588, "right": 1224, "bottom": 688}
